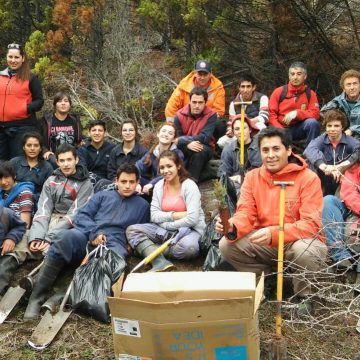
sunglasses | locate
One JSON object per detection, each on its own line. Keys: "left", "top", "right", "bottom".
{"left": 7, "top": 43, "right": 21, "bottom": 49}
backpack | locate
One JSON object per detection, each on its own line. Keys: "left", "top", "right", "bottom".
{"left": 279, "top": 84, "right": 311, "bottom": 104}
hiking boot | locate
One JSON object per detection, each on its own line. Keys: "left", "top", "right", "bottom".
{"left": 135, "top": 240, "right": 174, "bottom": 272}
{"left": 41, "top": 292, "right": 65, "bottom": 313}
{"left": 0, "top": 256, "right": 18, "bottom": 294}
{"left": 23, "top": 257, "right": 65, "bottom": 321}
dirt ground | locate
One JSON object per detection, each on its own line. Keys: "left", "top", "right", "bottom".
{"left": 0, "top": 256, "right": 360, "bottom": 360}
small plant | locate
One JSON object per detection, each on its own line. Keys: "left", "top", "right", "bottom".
{"left": 213, "top": 179, "right": 230, "bottom": 234}
{"left": 213, "top": 179, "right": 227, "bottom": 209}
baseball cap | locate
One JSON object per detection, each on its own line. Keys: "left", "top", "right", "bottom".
{"left": 195, "top": 60, "right": 211, "bottom": 73}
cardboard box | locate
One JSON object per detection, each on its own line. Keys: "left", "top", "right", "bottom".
{"left": 109, "top": 271, "right": 263, "bottom": 360}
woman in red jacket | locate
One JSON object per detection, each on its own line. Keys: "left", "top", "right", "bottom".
{"left": 0, "top": 43, "right": 44, "bottom": 161}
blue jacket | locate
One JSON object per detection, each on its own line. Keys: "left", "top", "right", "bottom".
{"left": 10, "top": 155, "right": 53, "bottom": 196}
{"left": 217, "top": 137, "right": 262, "bottom": 177}
{"left": 303, "top": 133, "right": 360, "bottom": 168}
{"left": 73, "top": 190, "right": 150, "bottom": 258}
{"left": 321, "top": 92, "right": 360, "bottom": 134}
{"left": 0, "top": 204, "right": 27, "bottom": 246}
{"left": 107, "top": 142, "right": 148, "bottom": 181}
{"left": 77, "top": 140, "right": 115, "bottom": 181}
{"left": 135, "top": 144, "right": 184, "bottom": 187}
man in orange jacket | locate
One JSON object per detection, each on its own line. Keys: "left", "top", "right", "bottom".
{"left": 269, "top": 62, "right": 320, "bottom": 146}
{"left": 165, "top": 60, "right": 225, "bottom": 139}
{"left": 216, "top": 127, "right": 327, "bottom": 311}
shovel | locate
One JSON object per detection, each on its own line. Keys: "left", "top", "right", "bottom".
{"left": 0, "top": 261, "right": 43, "bottom": 324}
{"left": 27, "top": 278, "right": 73, "bottom": 350}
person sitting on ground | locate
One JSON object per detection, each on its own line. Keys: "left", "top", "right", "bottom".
{"left": 24, "top": 164, "right": 150, "bottom": 318}
{"left": 218, "top": 73, "right": 269, "bottom": 148}
{"left": 0, "top": 204, "right": 27, "bottom": 294}
{"left": 10, "top": 132, "right": 54, "bottom": 201}
{"left": 304, "top": 109, "right": 360, "bottom": 195}
{"left": 0, "top": 161, "right": 34, "bottom": 228}
{"left": 173, "top": 86, "right": 217, "bottom": 183}
{"left": 217, "top": 116, "right": 262, "bottom": 185}
{"left": 127, "top": 151, "right": 205, "bottom": 271}
{"left": 135, "top": 122, "right": 183, "bottom": 195}
{"left": 216, "top": 127, "right": 327, "bottom": 313}
{"left": 322, "top": 162, "right": 360, "bottom": 287}
{"left": 40, "top": 91, "right": 83, "bottom": 168}
{"left": 77, "top": 119, "right": 115, "bottom": 184}
{"left": 0, "top": 144, "right": 93, "bottom": 320}
{"left": 321, "top": 69, "right": 360, "bottom": 137}
{"left": 107, "top": 119, "right": 147, "bottom": 181}
{"left": 269, "top": 61, "right": 320, "bottom": 147}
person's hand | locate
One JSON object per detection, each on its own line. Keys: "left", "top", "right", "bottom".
{"left": 249, "top": 117, "right": 259, "bottom": 127}
{"left": 249, "top": 228, "right": 271, "bottom": 246}
{"left": 30, "top": 240, "right": 50, "bottom": 252}
{"left": 142, "top": 184, "right": 153, "bottom": 195}
{"left": 187, "top": 141, "right": 203, "bottom": 152}
{"left": 345, "top": 128, "right": 352, "bottom": 136}
{"left": 43, "top": 151, "right": 54, "bottom": 160}
{"left": 225, "top": 127, "right": 233, "bottom": 137}
{"left": 283, "top": 110, "right": 297, "bottom": 126}
{"left": 215, "top": 216, "right": 234, "bottom": 235}
{"left": 1, "top": 239, "right": 15, "bottom": 256}
{"left": 172, "top": 211, "right": 187, "bottom": 220}
{"left": 332, "top": 165, "right": 343, "bottom": 182}
{"left": 135, "top": 183, "right": 142, "bottom": 194}
{"left": 90, "top": 233, "right": 107, "bottom": 246}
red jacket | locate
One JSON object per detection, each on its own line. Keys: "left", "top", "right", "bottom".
{"left": 340, "top": 163, "right": 360, "bottom": 215}
{"left": 229, "top": 153, "right": 323, "bottom": 246}
{"left": 0, "top": 69, "right": 44, "bottom": 127}
{"left": 269, "top": 83, "right": 320, "bottom": 128}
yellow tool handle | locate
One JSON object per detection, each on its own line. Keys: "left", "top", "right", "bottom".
{"left": 143, "top": 238, "right": 172, "bottom": 265}
{"left": 233, "top": 101, "right": 253, "bottom": 106}
{"left": 240, "top": 107, "right": 245, "bottom": 166}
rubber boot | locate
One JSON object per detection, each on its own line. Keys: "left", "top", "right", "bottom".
{"left": 135, "top": 240, "right": 174, "bottom": 272}
{"left": 23, "top": 257, "right": 64, "bottom": 321}
{"left": 0, "top": 256, "right": 19, "bottom": 294}
{"left": 41, "top": 291, "right": 65, "bottom": 313}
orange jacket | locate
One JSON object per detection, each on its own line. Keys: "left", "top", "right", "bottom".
{"left": 165, "top": 71, "right": 225, "bottom": 121}
{"left": 340, "top": 163, "right": 360, "bottom": 215}
{"left": 229, "top": 154, "right": 323, "bottom": 246}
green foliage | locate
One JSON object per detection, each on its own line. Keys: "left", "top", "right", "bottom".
{"left": 32, "top": 56, "right": 51, "bottom": 79}
{"left": 25, "top": 30, "right": 46, "bottom": 60}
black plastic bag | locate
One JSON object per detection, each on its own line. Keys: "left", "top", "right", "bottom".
{"left": 70, "top": 246, "right": 126, "bottom": 323}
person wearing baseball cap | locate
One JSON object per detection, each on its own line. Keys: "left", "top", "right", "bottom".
{"left": 165, "top": 59, "right": 225, "bottom": 131}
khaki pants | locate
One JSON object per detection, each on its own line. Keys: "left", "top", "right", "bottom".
{"left": 219, "top": 231, "right": 328, "bottom": 297}
{"left": 9, "top": 214, "right": 63, "bottom": 264}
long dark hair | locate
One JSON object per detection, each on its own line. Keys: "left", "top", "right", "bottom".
{"left": 120, "top": 119, "right": 140, "bottom": 142}
{"left": 22, "top": 132, "right": 44, "bottom": 162}
{"left": 143, "top": 123, "right": 177, "bottom": 167}
{"left": 7, "top": 43, "right": 31, "bottom": 81}
{"left": 158, "top": 150, "right": 189, "bottom": 183}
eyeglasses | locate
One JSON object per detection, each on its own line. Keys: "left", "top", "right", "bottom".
{"left": 7, "top": 43, "right": 21, "bottom": 49}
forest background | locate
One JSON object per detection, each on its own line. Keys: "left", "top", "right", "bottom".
{"left": 2, "top": 0, "right": 360, "bottom": 134}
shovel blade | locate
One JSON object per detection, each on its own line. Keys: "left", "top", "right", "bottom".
{"left": 0, "top": 286, "right": 26, "bottom": 324}
{"left": 28, "top": 309, "right": 72, "bottom": 350}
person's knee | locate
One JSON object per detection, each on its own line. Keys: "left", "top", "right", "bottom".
{"left": 304, "top": 118, "right": 320, "bottom": 131}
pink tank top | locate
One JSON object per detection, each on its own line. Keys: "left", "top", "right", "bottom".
{"left": 161, "top": 183, "right": 187, "bottom": 212}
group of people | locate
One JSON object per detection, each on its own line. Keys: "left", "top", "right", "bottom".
{"left": 0, "top": 40, "right": 360, "bottom": 321}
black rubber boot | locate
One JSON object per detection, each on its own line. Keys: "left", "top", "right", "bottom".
{"left": 23, "top": 257, "right": 64, "bottom": 321}
{"left": 135, "top": 240, "right": 174, "bottom": 272}
{"left": 0, "top": 256, "right": 19, "bottom": 294}
{"left": 41, "top": 291, "right": 65, "bottom": 313}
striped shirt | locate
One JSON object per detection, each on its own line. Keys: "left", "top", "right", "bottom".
{"left": 3, "top": 189, "right": 34, "bottom": 216}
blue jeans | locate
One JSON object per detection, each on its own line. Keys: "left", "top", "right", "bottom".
{"left": 322, "top": 195, "right": 360, "bottom": 271}
{"left": 0, "top": 125, "right": 39, "bottom": 160}
{"left": 287, "top": 118, "right": 320, "bottom": 147}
